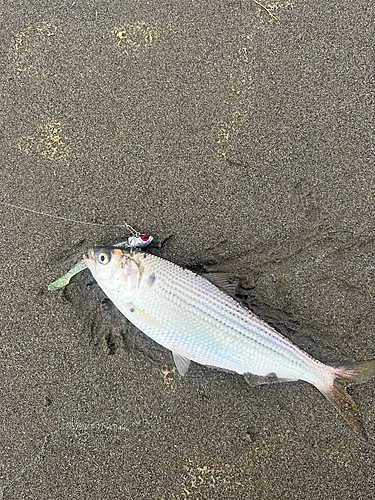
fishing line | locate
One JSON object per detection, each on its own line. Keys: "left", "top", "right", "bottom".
{"left": 0, "top": 201, "right": 140, "bottom": 236}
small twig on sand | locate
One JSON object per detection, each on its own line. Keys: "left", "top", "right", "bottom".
{"left": 252, "top": 0, "right": 278, "bottom": 20}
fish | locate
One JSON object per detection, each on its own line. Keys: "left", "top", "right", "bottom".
{"left": 83, "top": 246, "right": 375, "bottom": 437}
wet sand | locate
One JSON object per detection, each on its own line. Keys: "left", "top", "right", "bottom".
{"left": 1, "top": 0, "right": 374, "bottom": 498}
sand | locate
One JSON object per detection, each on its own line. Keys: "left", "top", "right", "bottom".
{"left": 1, "top": 0, "right": 374, "bottom": 498}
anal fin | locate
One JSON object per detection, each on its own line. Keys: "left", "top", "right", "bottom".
{"left": 244, "top": 372, "right": 290, "bottom": 386}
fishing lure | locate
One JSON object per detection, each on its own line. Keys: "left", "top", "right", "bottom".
{"left": 0, "top": 200, "right": 153, "bottom": 290}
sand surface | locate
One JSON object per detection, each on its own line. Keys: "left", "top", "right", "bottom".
{"left": 1, "top": 0, "right": 374, "bottom": 498}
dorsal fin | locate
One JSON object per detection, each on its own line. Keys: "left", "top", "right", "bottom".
{"left": 202, "top": 273, "right": 237, "bottom": 295}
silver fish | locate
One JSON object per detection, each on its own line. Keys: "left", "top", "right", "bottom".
{"left": 84, "top": 246, "right": 375, "bottom": 437}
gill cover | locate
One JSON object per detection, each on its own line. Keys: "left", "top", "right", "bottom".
{"left": 119, "top": 255, "right": 140, "bottom": 302}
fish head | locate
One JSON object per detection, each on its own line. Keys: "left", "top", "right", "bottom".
{"left": 84, "top": 246, "right": 140, "bottom": 302}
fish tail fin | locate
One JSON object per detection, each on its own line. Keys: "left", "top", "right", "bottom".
{"left": 318, "top": 360, "right": 375, "bottom": 439}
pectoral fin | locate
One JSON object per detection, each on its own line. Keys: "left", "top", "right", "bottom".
{"left": 173, "top": 353, "right": 191, "bottom": 376}
{"left": 123, "top": 303, "right": 165, "bottom": 329}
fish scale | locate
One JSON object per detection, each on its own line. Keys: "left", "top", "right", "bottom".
{"left": 83, "top": 246, "right": 375, "bottom": 437}
{"left": 109, "top": 251, "right": 326, "bottom": 382}
{"left": 142, "top": 255, "right": 315, "bottom": 367}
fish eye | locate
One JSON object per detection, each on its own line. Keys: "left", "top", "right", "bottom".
{"left": 98, "top": 252, "right": 111, "bottom": 265}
